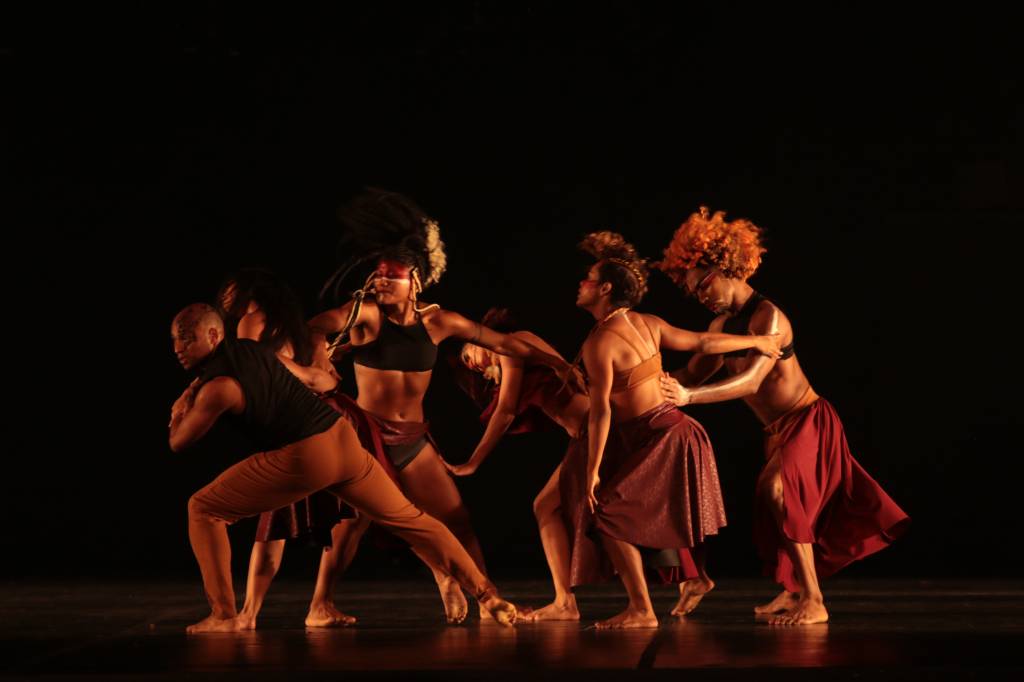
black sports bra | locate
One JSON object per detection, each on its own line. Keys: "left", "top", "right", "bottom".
{"left": 721, "top": 293, "right": 794, "bottom": 359}
{"left": 351, "top": 315, "right": 438, "bottom": 372}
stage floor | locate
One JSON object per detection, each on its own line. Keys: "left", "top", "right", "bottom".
{"left": 2, "top": 579, "right": 1022, "bottom": 680}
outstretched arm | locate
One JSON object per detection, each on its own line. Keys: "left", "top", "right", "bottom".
{"left": 649, "top": 314, "right": 781, "bottom": 357}
{"left": 438, "top": 311, "right": 580, "bottom": 389}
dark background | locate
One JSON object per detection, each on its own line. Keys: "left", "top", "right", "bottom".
{"left": 6, "top": 4, "right": 1021, "bottom": 583}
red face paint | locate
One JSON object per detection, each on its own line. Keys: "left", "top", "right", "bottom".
{"left": 374, "top": 260, "right": 412, "bottom": 281}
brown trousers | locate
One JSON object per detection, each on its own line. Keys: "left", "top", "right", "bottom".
{"left": 188, "top": 419, "right": 495, "bottom": 613}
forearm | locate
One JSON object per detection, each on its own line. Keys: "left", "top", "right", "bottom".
{"left": 492, "top": 335, "right": 565, "bottom": 370}
{"left": 687, "top": 360, "right": 768, "bottom": 404}
{"left": 465, "top": 410, "right": 517, "bottom": 469}
{"left": 169, "top": 407, "right": 199, "bottom": 451}
{"left": 168, "top": 411, "right": 188, "bottom": 449}
{"left": 586, "top": 405, "right": 612, "bottom": 477}
{"left": 696, "top": 332, "right": 762, "bottom": 355}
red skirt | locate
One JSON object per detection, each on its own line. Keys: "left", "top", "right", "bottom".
{"left": 560, "top": 402, "right": 727, "bottom": 587}
{"left": 756, "top": 393, "right": 910, "bottom": 592}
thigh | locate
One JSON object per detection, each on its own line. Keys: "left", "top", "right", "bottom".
{"left": 192, "top": 448, "right": 322, "bottom": 524}
{"left": 193, "top": 423, "right": 360, "bottom": 524}
{"left": 330, "top": 449, "right": 425, "bottom": 526}
{"left": 397, "top": 443, "right": 468, "bottom": 520}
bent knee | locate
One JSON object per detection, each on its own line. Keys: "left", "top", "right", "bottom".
{"left": 188, "top": 490, "right": 230, "bottom": 524}
{"left": 757, "top": 475, "right": 785, "bottom": 510}
{"left": 188, "top": 492, "right": 212, "bottom": 521}
{"left": 533, "top": 491, "right": 560, "bottom": 519}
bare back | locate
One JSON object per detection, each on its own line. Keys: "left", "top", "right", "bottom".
{"left": 587, "top": 312, "right": 665, "bottom": 422}
{"left": 505, "top": 331, "right": 589, "bottom": 437}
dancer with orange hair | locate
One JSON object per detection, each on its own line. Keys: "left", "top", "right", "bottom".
{"left": 657, "top": 207, "right": 910, "bottom": 625}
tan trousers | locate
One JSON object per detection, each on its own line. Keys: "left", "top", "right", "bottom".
{"left": 188, "top": 419, "right": 496, "bottom": 614}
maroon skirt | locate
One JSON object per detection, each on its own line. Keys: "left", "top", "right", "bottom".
{"left": 254, "top": 392, "right": 384, "bottom": 548}
{"left": 560, "top": 402, "right": 727, "bottom": 587}
{"left": 756, "top": 395, "right": 910, "bottom": 592}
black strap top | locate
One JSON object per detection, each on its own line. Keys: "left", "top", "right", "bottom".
{"left": 351, "top": 314, "right": 438, "bottom": 372}
{"left": 198, "top": 339, "right": 340, "bottom": 451}
{"left": 721, "top": 293, "right": 795, "bottom": 359}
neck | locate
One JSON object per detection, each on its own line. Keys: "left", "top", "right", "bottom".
{"left": 587, "top": 299, "right": 618, "bottom": 323}
{"left": 383, "top": 300, "right": 416, "bottom": 324}
{"left": 727, "top": 281, "right": 756, "bottom": 316}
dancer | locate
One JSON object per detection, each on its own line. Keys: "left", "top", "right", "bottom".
{"left": 560, "top": 232, "right": 782, "bottom": 629}
{"left": 309, "top": 189, "right": 579, "bottom": 622}
{"left": 444, "top": 307, "right": 589, "bottom": 621}
{"left": 656, "top": 206, "right": 910, "bottom": 625}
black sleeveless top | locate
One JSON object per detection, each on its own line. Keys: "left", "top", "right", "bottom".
{"left": 351, "top": 315, "right": 438, "bottom": 372}
{"left": 721, "top": 293, "right": 795, "bottom": 359}
{"left": 198, "top": 339, "right": 340, "bottom": 451}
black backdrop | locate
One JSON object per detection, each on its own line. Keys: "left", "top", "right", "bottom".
{"left": 7, "top": 4, "right": 1021, "bottom": 582}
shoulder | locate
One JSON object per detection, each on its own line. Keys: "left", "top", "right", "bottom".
{"left": 197, "top": 375, "right": 244, "bottom": 406}
{"left": 750, "top": 298, "right": 790, "bottom": 335}
{"left": 427, "top": 306, "right": 466, "bottom": 330}
{"left": 586, "top": 326, "right": 619, "bottom": 353}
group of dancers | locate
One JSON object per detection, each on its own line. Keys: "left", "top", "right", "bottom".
{"left": 169, "top": 190, "right": 909, "bottom": 633}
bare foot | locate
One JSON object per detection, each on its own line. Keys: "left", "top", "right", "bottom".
{"left": 480, "top": 596, "right": 517, "bottom": 626}
{"left": 671, "top": 578, "right": 714, "bottom": 617}
{"left": 305, "top": 602, "right": 357, "bottom": 628}
{"left": 235, "top": 612, "right": 256, "bottom": 631}
{"left": 594, "top": 607, "right": 658, "bottom": 629}
{"left": 186, "top": 613, "right": 245, "bottom": 634}
{"left": 518, "top": 600, "right": 580, "bottom": 622}
{"left": 437, "top": 576, "right": 468, "bottom": 624}
{"left": 768, "top": 597, "right": 828, "bottom": 625}
{"left": 754, "top": 590, "right": 799, "bottom": 615}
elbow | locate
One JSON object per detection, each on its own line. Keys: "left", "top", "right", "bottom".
{"left": 738, "top": 378, "right": 765, "bottom": 398}
{"left": 169, "top": 431, "right": 193, "bottom": 453}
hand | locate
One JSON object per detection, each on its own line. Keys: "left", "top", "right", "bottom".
{"left": 327, "top": 364, "right": 343, "bottom": 383}
{"left": 171, "top": 381, "right": 199, "bottom": 414}
{"left": 442, "top": 458, "right": 478, "bottom": 477}
{"left": 755, "top": 333, "right": 783, "bottom": 359}
{"left": 660, "top": 372, "right": 691, "bottom": 407}
{"left": 585, "top": 472, "right": 601, "bottom": 513}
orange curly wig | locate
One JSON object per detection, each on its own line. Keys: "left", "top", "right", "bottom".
{"left": 655, "top": 206, "right": 766, "bottom": 285}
